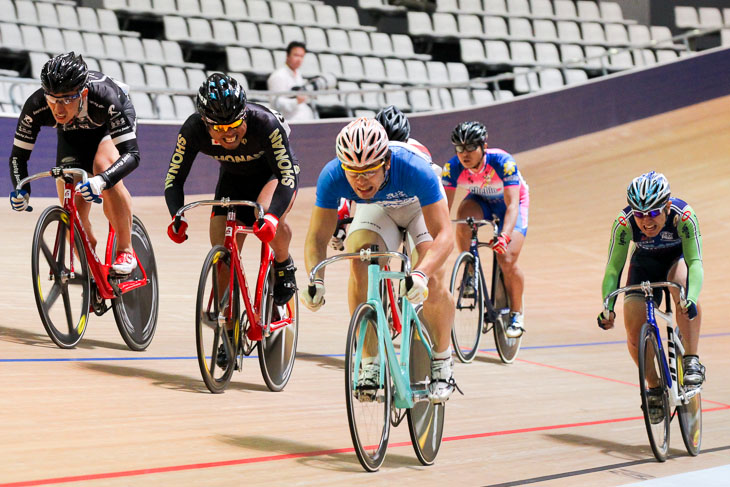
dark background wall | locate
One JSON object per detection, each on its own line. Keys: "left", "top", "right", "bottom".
{"left": 2, "top": 48, "right": 729, "bottom": 197}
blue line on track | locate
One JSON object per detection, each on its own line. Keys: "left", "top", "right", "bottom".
{"left": 3, "top": 333, "right": 729, "bottom": 363}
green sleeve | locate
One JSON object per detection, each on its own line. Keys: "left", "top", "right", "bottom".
{"left": 601, "top": 212, "right": 632, "bottom": 311}
{"left": 677, "top": 205, "right": 703, "bottom": 305}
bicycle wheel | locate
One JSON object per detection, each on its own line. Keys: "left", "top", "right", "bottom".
{"left": 257, "top": 263, "right": 299, "bottom": 392}
{"left": 31, "top": 206, "right": 90, "bottom": 349}
{"left": 112, "top": 216, "right": 159, "bottom": 351}
{"left": 676, "top": 345, "right": 702, "bottom": 456}
{"left": 492, "top": 261, "right": 521, "bottom": 364}
{"left": 407, "top": 306, "right": 445, "bottom": 466}
{"left": 345, "top": 302, "right": 391, "bottom": 472}
{"left": 450, "top": 252, "right": 483, "bottom": 363}
{"left": 638, "top": 322, "right": 670, "bottom": 462}
{"left": 195, "top": 246, "right": 239, "bottom": 393}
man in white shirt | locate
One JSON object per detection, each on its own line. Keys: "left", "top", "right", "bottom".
{"left": 267, "top": 41, "right": 315, "bottom": 122}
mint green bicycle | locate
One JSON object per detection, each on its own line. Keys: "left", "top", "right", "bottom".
{"left": 308, "top": 249, "right": 445, "bottom": 472}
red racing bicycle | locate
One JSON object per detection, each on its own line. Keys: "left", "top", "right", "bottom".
{"left": 174, "top": 198, "right": 299, "bottom": 393}
{"left": 16, "top": 167, "right": 159, "bottom": 350}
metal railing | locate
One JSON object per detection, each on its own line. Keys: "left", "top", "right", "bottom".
{"left": 1, "top": 26, "right": 726, "bottom": 120}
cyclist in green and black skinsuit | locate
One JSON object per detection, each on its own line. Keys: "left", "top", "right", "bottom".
{"left": 598, "top": 171, "right": 705, "bottom": 388}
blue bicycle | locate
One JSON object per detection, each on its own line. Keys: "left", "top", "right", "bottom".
{"left": 603, "top": 281, "right": 702, "bottom": 462}
{"left": 309, "top": 249, "right": 445, "bottom": 471}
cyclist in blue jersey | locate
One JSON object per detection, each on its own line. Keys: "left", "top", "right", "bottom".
{"left": 303, "top": 117, "right": 458, "bottom": 403}
{"left": 442, "top": 121, "right": 529, "bottom": 338}
{"left": 598, "top": 172, "right": 705, "bottom": 387}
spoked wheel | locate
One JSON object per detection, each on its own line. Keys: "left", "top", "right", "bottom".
{"left": 450, "top": 252, "right": 483, "bottom": 363}
{"left": 31, "top": 206, "right": 90, "bottom": 349}
{"left": 407, "top": 306, "right": 445, "bottom": 466}
{"left": 195, "top": 246, "right": 239, "bottom": 393}
{"left": 676, "top": 344, "right": 702, "bottom": 456}
{"left": 345, "top": 302, "right": 391, "bottom": 472}
{"left": 112, "top": 216, "right": 159, "bottom": 351}
{"left": 258, "top": 263, "right": 299, "bottom": 392}
{"left": 638, "top": 322, "right": 670, "bottom": 462}
{"left": 492, "top": 260, "right": 521, "bottom": 364}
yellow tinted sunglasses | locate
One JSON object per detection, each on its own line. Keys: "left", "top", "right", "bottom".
{"left": 340, "top": 161, "right": 385, "bottom": 178}
{"left": 208, "top": 118, "right": 244, "bottom": 132}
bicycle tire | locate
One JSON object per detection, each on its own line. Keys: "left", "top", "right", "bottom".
{"left": 31, "top": 206, "right": 90, "bottom": 349}
{"left": 112, "top": 216, "right": 159, "bottom": 351}
{"left": 195, "top": 246, "right": 239, "bottom": 393}
{"left": 676, "top": 345, "right": 702, "bottom": 456}
{"left": 492, "top": 261, "right": 521, "bottom": 364}
{"left": 257, "top": 262, "right": 299, "bottom": 392}
{"left": 450, "top": 251, "right": 484, "bottom": 363}
{"left": 407, "top": 306, "right": 445, "bottom": 466}
{"left": 345, "top": 302, "right": 391, "bottom": 472}
{"left": 638, "top": 322, "right": 670, "bottom": 461}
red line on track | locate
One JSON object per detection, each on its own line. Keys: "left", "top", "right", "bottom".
{"left": 4, "top": 408, "right": 729, "bottom": 487}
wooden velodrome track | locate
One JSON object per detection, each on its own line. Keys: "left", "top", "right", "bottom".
{"left": 1, "top": 96, "right": 729, "bottom": 487}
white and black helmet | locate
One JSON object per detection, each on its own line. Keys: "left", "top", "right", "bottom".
{"left": 627, "top": 171, "right": 671, "bottom": 211}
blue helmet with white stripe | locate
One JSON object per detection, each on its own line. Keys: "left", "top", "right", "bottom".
{"left": 627, "top": 171, "right": 671, "bottom": 211}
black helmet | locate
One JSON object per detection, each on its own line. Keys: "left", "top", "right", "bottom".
{"left": 40, "top": 52, "right": 88, "bottom": 95}
{"left": 375, "top": 105, "right": 410, "bottom": 142}
{"left": 451, "top": 121, "right": 488, "bottom": 146}
{"left": 196, "top": 73, "right": 247, "bottom": 124}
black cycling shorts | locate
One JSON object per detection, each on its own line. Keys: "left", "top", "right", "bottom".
{"left": 55, "top": 126, "right": 109, "bottom": 172}
{"left": 211, "top": 169, "right": 276, "bottom": 225}
{"left": 626, "top": 247, "right": 685, "bottom": 306}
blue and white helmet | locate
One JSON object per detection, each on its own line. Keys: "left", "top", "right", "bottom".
{"left": 626, "top": 171, "right": 671, "bottom": 211}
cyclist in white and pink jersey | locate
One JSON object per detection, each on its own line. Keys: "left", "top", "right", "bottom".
{"left": 442, "top": 121, "right": 530, "bottom": 338}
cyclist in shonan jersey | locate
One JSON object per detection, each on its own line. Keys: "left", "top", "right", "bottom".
{"left": 164, "top": 73, "right": 299, "bottom": 307}
{"left": 442, "top": 121, "right": 529, "bottom": 338}
{"left": 329, "top": 105, "right": 440, "bottom": 251}
{"left": 9, "top": 52, "right": 140, "bottom": 275}
{"left": 303, "top": 117, "right": 458, "bottom": 403}
{"left": 598, "top": 171, "right": 705, "bottom": 387}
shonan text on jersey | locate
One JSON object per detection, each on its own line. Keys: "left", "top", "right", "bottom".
{"left": 315, "top": 144, "right": 443, "bottom": 209}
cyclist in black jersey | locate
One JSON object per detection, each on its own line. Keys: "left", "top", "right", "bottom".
{"left": 8, "top": 52, "right": 140, "bottom": 275}
{"left": 164, "top": 73, "right": 299, "bottom": 305}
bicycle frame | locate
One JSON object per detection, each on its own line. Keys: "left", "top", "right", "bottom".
{"left": 604, "top": 281, "right": 700, "bottom": 407}
{"left": 176, "top": 198, "right": 295, "bottom": 341}
{"left": 309, "top": 250, "right": 431, "bottom": 409}
{"left": 18, "top": 168, "right": 150, "bottom": 301}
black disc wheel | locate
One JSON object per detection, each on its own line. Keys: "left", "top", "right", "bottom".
{"left": 450, "top": 252, "right": 483, "bottom": 363}
{"left": 407, "top": 306, "right": 445, "bottom": 466}
{"left": 31, "top": 206, "right": 90, "bottom": 349}
{"left": 492, "top": 260, "right": 521, "bottom": 364}
{"left": 195, "top": 246, "right": 239, "bottom": 393}
{"left": 345, "top": 302, "right": 391, "bottom": 472}
{"left": 676, "top": 344, "right": 702, "bottom": 456}
{"left": 638, "top": 322, "right": 670, "bottom": 462}
{"left": 257, "top": 263, "right": 299, "bottom": 392}
{"left": 112, "top": 216, "right": 159, "bottom": 351}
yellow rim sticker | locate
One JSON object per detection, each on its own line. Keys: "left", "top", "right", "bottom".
{"left": 37, "top": 276, "right": 44, "bottom": 301}
{"left": 78, "top": 315, "right": 86, "bottom": 334}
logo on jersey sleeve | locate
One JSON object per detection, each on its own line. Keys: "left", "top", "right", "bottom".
{"left": 442, "top": 162, "right": 451, "bottom": 179}
{"left": 617, "top": 215, "right": 628, "bottom": 227}
{"left": 681, "top": 210, "right": 691, "bottom": 222}
{"left": 503, "top": 160, "right": 516, "bottom": 176}
{"left": 268, "top": 128, "right": 296, "bottom": 188}
{"left": 164, "top": 134, "right": 186, "bottom": 189}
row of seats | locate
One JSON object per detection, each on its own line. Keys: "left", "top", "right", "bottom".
{"left": 108, "top": 0, "right": 375, "bottom": 32}
{"left": 0, "top": 0, "right": 136, "bottom": 36}
{"left": 162, "top": 16, "right": 428, "bottom": 60}
{"left": 314, "top": 80, "right": 516, "bottom": 114}
{"left": 674, "top": 6, "right": 730, "bottom": 29}
{"left": 511, "top": 66, "right": 587, "bottom": 93}
{"left": 436, "top": 0, "right": 633, "bottom": 25}
{"left": 460, "top": 38, "right": 683, "bottom": 72}
{"left": 409, "top": 12, "right": 683, "bottom": 50}
{"left": 226, "top": 45, "right": 468, "bottom": 86}
{"left": 1, "top": 24, "right": 203, "bottom": 69}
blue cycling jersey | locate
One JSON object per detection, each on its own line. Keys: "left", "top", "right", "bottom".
{"left": 315, "top": 143, "right": 444, "bottom": 210}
